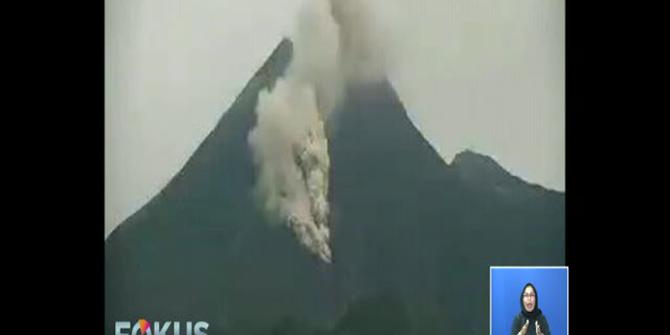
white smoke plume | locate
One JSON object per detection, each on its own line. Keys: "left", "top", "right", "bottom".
{"left": 248, "top": 0, "right": 388, "bottom": 263}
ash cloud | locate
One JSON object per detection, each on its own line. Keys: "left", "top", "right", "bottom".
{"left": 248, "top": 0, "right": 388, "bottom": 263}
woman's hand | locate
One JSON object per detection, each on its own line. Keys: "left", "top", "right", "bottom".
{"left": 535, "top": 321, "right": 544, "bottom": 335}
{"left": 517, "top": 319, "right": 529, "bottom": 335}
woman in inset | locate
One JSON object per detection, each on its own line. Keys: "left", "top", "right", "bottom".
{"left": 511, "top": 283, "right": 551, "bottom": 335}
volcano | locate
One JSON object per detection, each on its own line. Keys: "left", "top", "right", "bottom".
{"left": 105, "top": 39, "right": 564, "bottom": 335}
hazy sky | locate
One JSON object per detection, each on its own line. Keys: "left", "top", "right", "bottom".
{"left": 105, "top": 0, "right": 564, "bottom": 238}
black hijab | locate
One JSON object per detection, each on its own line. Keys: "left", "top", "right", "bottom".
{"left": 520, "top": 283, "right": 542, "bottom": 319}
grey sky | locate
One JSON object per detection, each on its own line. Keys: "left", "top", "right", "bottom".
{"left": 105, "top": 0, "right": 564, "bottom": 238}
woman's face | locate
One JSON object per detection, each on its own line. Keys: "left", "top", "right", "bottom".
{"left": 523, "top": 286, "right": 536, "bottom": 312}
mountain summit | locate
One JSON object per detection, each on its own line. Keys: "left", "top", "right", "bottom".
{"left": 105, "top": 39, "right": 564, "bottom": 335}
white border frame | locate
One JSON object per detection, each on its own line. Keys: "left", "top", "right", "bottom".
{"left": 489, "top": 266, "right": 569, "bottom": 335}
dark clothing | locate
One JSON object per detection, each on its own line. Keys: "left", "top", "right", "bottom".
{"left": 511, "top": 312, "right": 551, "bottom": 335}
{"left": 511, "top": 283, "right": 551, "bottom": 335}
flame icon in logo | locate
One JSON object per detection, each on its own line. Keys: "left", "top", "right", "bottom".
{"left": 137, "top": 319, "right": 150, "bottom": 335}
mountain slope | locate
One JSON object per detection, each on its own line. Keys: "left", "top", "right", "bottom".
{"left": 105, "top": 39, "right": 564, "bottom": 335}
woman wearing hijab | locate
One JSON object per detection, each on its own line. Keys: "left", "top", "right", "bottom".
{"left": 511, "top": 283, "right": 551, "bottom": 335}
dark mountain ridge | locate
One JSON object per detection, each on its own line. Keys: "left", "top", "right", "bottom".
{"left": 105, "top": 39, "right": 564, "bottom": 335}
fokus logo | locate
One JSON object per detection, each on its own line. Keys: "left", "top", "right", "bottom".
{"left": 115, "top": 319, "right": 209, "bottom": 335}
